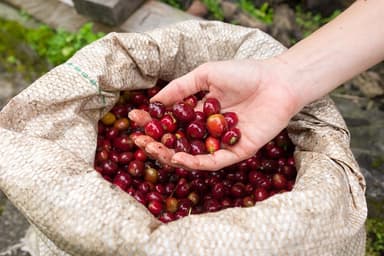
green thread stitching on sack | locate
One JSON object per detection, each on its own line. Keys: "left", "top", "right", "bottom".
{"left": 66, "top": 62, "right": 106, "bottom": 104}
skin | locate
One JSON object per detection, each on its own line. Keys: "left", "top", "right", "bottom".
{"left": 129, "top": 0, "right": 384, "bottom": 171}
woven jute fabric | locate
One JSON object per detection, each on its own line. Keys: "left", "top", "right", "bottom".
{"left": 0, "top": 20, "right": 367, "bottom": 256}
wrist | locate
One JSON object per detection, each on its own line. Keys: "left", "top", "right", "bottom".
{"left": 259, "top": 57, "right": 308, "bottom": 116}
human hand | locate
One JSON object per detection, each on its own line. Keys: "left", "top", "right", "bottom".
{"left": 129, "top": 59, "right": 301, "bottom": 171}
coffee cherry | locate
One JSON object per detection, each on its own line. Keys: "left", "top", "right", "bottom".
{"left": 279, "top": 165, "right": 297, "bottom": 179}
{"left": 194, "top": 111, "right": 206, "bottom": 122}
{"left": 205, "top": 136, "right": 220, "bottom": 154}
{"left": 128, "top": 160, "right": 144, "bottom": 177}
{"left": 105, "top": 127, "right": 119, "bottom": 140}
{"left": 187, "top": 192, "right": 200, "bottom": 205}
{"left": 144, "top": 167, "right": 158, "bottom": 184}
{"left": 111, "top": 105, "right": 129, "bottom": 119}
{"left": 203, "top": 98, "right": 221, "bottom": 116}
{"left": 113, "top": 135, "right": 134, "bottom": 152}
{"left": 187, "top": 121, "right": 207, "bottom": 139}
{"left": 96, "top": 149, "right": 109, "bottom": 162}
{"left": 148, "top": 102, "right": 166, "bottom": 119}
{"left": 155, "top": 184, "right": 166, "bottom": 194}
{"left": 212, "top": 182, "right": 225, "bottom": 199}
{"left": 184, "top": 95, "right": 198, "bottom": 108}
{"left": 222, "top": 128, "right": 241, "bottom": 146}
{"left": 147, "top": 191, "right": 163, "bottom": 202}
{"left": 243, "top": 196, "right": 255, "bottom": 207}
{"left": 147, "top": 86, "right": 161, "bottom": 98}
{"left": 164, "top": 183, "right": 176, "bottom": 195}
{"left": 131, "top": 91, "right": 148, "bottom": 106}
{"left": 223, "top": 112, "right": 238, "bottom": 128}
{"left": 114, "top": 118, "right": 130, "bottom": 131}
{"left": 158, "top": 212, "right": 176, "bottom": 223}
{"left": 160, "top": 114, "right": 177, "bottom": 133}
{"left": 161, "top": 133, "right": 177, "bottom": 148}
{"left": 148, "top": 200, "right": 163, "bottom": 216}
{"left": 190, "top": 140, "right": 207, "bottom": 155}
{"left": 113, "top": 172, "right": 132, "bottom": 190}
{"left": 134, "top": 148, "right": 147, "bottom": 162}
{"left": 172, "top": 102, "right": 196, "bottom": 123}
{"left": 206, "top": 114, "right": 228, "bottom": 138}
{"left": 231, "top": 183, "right": 245, "bottom": 198}
{"left": 145, "top": 120, "right": 164, "bottom": 141}
{"left": 175, "top": 168, "right": 189, "bottom": 178}
{"left": 254, "top": 188, "right": 269, "bottom": 202}
{"left": 175, "top": 183, "right": 191, "bottom": 198}
{"left": 248, "top": 171, "right": 265, "bottom": 186}
{"left": 221, "top": 198, "right": 233, "bottom": 209}
{"left": 138, "top": 181, "right": 153, "bottom": 193}
{"left": 204, "top": 199, "right": 221, "bottom": 212}
{"left": 134, "top": 191, "right": 147, "bottom": 205}
{"left": 109, "top": 151, "right": 119, "bottom": 162}
{"left": 102, "top": 160, "right": 118, "bottom": 176}
{"left": 165, "top": 197, "right": 179, "bottom": 213}
{"left": 118, "top": 152, "right": 133, "bottom": 164}
{"left": 266, "top": 145, "right": 284, "bottom": 159}
{"left": 101, "top": 112, "right": 116, "bottom": 125}
{"left": 272, "top": 173, "right": 288, "bottom": 190}
{"left": 175, "top": 137, "right": 191, "bottom": 153}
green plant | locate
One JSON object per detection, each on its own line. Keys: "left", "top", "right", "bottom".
{"left": 295, "top": 6, "right": 341, "bottom": 37}
{"left": 202, "top": 0, "right": 224, "bottom": 21}
{"left": 0, "top": 17, "right": 50, "bottom": 80}
{"left": 26, "top": 23, "right": 105, "bottom": 66}
{"left": 366, "top": 218, "right": 384, "bottom": 255}
{"left": 160, "top": 0, "right": 182, "bottom": 9}
{"left": 239, "top": 0, "right": 273, "bottom": 24}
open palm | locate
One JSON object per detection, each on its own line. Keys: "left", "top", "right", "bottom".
{"left": 129, "top": 59, "right": 300, "bottom": 171}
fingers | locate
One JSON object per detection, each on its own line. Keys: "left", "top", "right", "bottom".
{"left": 151, "top": 63, "right": 213, "bottom": 106}
{"left": 133, "top": 133, "right": 247, "bottom": 171}
{"left": 128, "top": 109, "right": 152, "bottom": 126}
{"left": 134, "top": 135, "right": 174, "bottom": 165}
{"left": 171, "top": 150, "right": 246, "bottom": 171}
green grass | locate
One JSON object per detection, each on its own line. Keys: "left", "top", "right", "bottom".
{"left": 26, "top": 23, "right": 105, "bottom": 66}
{"left": 160, "top": 0, "right": 182, "bottom": 9}
{"left": 0, "top": 17, "right": 104, "bottom": 75}
{"left": 366, "top": 218, "right": 384, "bottom": 256}
{"left": 202, "top": 0, "right": 224, "bottom": 21}
{"left": 239, "top": 0, "right": 273, "bottom": 24}
{"left": 295, "top": 6, "right": 341, "bottom": 38}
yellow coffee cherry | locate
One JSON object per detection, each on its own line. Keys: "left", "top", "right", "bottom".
{"left": 101, "top": 112, "right": 116, "bottom": 125}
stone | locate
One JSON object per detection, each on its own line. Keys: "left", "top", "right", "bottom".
{"left": 220, "top": 1, "right": 237, "bottom": 20}
{"left": 120, "top": 1, "right": 201, "bottom": 33}
{"left": 186, "top": 0, "right": 208, "bottom": 17}
{"left": 0, "top": 192, "right": 31, "bottom": 256}
{"left": 269, "top": 4, "right": 299, "bottom": 47}
{"left": 232, "top": 12, "right": 267, "bottom": 31}
{"left": 331, "top": 92, "right": 384, "bottom": 218}
{"left": 73, "top": 0, "right": 145, "bottom": 26}
{"left": 3, "top": 0, "right": 115, "bottom": 33}
{"left": 352, "top": 71, "right": 384, "bottom": 98}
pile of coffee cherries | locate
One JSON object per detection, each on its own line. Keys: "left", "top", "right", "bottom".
{"left": 145, "top": 96, "right": 241, "bottom": 154}
{"left": 94, "top": 84, "right": 297, "bottom": 223}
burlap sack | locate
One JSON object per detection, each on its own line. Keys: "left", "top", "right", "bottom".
{"left": 0, "top": 20, "right": 367, "bottom": 255}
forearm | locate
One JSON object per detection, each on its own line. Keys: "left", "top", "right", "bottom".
{"left": 272, "top": 0, "right": 384, "bottom": 108}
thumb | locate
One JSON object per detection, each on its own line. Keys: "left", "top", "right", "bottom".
{"left": 150, "top": 63, "right": 213, "bottom": 106}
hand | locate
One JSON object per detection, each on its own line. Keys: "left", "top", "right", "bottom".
{"left": 129, "top": 59, "right": 301, "bottom": 171}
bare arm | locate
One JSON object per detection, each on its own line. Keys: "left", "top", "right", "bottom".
{"left": 130, "top": 0, "right": 384, "bottom": 171}
{"left": 273, "top": 0, "right": 384, "bottom": 107}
